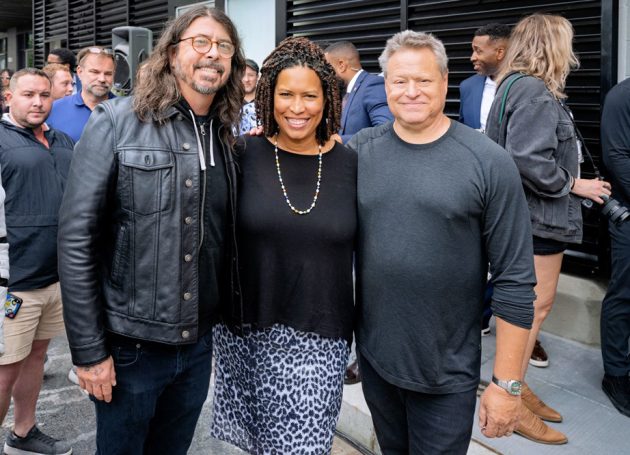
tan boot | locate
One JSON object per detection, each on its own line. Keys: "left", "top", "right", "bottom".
{"left": 522, "top": 382, "right": 563, "bottom": 422}
{"left": 515, "top": 404, "right": 568, "bottom": 445}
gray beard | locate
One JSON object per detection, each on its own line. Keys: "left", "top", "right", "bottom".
{"left": 85, "top": 85, "right": 111, "bottom": 99}
{"left": 192, "top": 81, "right": 219, "bottom": 95}
{"left": 174, "top": 60, "right": 225, "bottom": 95}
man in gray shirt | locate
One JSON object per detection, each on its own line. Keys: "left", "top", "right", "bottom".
{"left": 347, "top": 30, "right": 536, "bottom": 454}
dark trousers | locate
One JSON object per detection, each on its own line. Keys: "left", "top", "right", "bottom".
{"left": 92, "top": 330, "right": 213, "bottom": 455}
{"left": 601, "top": 220, "right": 630, "bottom": 376}
{"left": 359, "top": 355, "right": 476, "bottom": 455}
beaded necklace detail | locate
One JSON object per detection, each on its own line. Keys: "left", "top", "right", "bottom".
{"left": 274, "top": 136, "right": 323, "bottom": 215}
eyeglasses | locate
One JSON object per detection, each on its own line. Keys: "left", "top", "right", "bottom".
{"left": 177, "top": 36, "right": 235, "bottom": 58}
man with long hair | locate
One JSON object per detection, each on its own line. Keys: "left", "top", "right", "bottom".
{"left": 57, "top": 6, "right": 245, "bottom": 453}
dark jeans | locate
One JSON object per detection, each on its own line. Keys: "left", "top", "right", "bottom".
{"left": 92, "top": 330, "right": 213, "bottom": 455}
{"left": 359, "top": 355, "right": 476, "bottom": 455}
{"left": 601, "top": 220, "right": 630, "bottom": 376}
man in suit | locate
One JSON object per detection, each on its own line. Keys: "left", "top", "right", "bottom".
{"left": 459, "top": 23, "right": 510, "bottom": 131}
{"left": 325, "top": 41, "right": 393, "bottom": 143}
{"left": 47, "top": 48, "right": 82, "bottom": 94}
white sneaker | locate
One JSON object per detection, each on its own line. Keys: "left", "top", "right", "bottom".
{"left": 68, "top": 366, "right": 79, "bottom": 385}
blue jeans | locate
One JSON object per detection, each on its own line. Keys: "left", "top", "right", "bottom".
{"left": 92, "top": 330, "right": 213, "bottom": 455}
{"left": 360, "top": 355, "right": 476, "bottom": 455}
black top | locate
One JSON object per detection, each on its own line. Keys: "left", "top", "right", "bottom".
{"left": 175, "top": 100, "right": 230, "bottom": 337}
{"left": 237, "top": 135, "right": 357, "bottom": 343}
{"left": 0, "top": 119, "right": 74, "bottom": 290}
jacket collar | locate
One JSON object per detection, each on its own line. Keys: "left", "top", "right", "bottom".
{"left": 1, "top": 113, "right": 54, "bottom": 145}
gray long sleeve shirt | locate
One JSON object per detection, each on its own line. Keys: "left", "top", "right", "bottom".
{"left": 348, "top": 120, "right": 536, "bottom": 394}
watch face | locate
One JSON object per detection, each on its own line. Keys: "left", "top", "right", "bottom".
{"left": 509, "top": 381, "right": 522, "bottom": 395}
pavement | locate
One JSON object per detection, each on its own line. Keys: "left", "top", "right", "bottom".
{"left": 0, "top": 335, "right": 362, "bottom": 455}
{"left": 473, "top": 324, "right": 629, "bottom": 454}
{"left": 2, "top": 325, "right": 628, "bottom": 455}
{"left": 337, "top": 321, "right": 630, "bottom": 455}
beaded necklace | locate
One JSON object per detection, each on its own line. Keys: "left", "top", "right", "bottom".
{"left": 274, "top": 135, "right": 323, "bottom": 215}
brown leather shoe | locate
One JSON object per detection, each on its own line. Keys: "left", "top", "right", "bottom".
{"left": 521, "top": 382, "right": 563, "bottom": 422}
{"left": 344, "top": 360, "right": 361, "bottom": 385}
{"left": 515, "top": 404, "right": 568, "bottom": 445}
{"left": 529, "top": 339, "right": 549, "bottom": 368}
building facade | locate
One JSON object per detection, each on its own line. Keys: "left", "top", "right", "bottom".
{"left": 1, "top": 0, "right": 627, "bottom": 274}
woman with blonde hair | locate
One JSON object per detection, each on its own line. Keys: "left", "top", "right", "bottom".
{"left": 486, "top": 13, "right": 611, "bottom": 445}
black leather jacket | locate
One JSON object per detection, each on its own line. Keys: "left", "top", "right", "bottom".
{"left": 58, "top": 97, "right": 240, "bottom": 366}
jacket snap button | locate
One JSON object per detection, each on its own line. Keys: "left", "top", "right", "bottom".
{"left": 184, "top": 216, "right": 193, "bottom": 225}
{"left": 182, "top": 330, "right": 190, "bottom": 339}
{"left": 183, "top": 292, "right": 192, "bottom": 301}
{"left": 185, "top": 179, "right": 193, "bottom": 188}
{"left": 184, "top": 254, "right": 193, "bottom": 262}
{"left": 144, "top": 155, "right": 151, "bottom": 164}
{"left": 182, "top": 143, "right": 191, "bottom": 150}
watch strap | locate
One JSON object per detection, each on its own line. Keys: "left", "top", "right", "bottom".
{"left": 492, "top": 375, "right": 522, "bottom": 395}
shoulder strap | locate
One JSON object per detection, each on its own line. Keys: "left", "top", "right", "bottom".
{"left": 498, "top": 73, "right": 527, "bottom": 128}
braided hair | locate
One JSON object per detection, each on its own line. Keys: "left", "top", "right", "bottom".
{"left": 256, "top": 37, "right": 341, "bottom": 145}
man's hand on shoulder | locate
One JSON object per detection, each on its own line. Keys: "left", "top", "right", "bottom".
{"left": 247, "top": 125, "right": 264, "bottom": 136}
{"left": 478, "top": 382, "right": 521, "bottom": 438}
{"left": 77, "top": 356, "right": 117, "bottom": 403}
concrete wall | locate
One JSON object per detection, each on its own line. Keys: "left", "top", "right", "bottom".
{"left": 3, "top": 28, "right": 18, "bottom": 70}
{"left": 544, "top": 273, "right": 607, "bottom": 347}
{"left": 226, "top": 0, "right": 275, "bottom": 68}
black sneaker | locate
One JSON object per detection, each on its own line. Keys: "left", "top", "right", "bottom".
{"left": 602, "top": 374, "right": 630, "bottom": 418}
{"left": 4, "top": 425, "right": 72, "bottom": 455}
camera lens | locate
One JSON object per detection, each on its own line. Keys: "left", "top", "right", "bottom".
{"left": 601, "top": 196, "right": 630, "bottom": 226}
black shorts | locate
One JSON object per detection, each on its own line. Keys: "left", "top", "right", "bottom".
{"left": 533, "top": 235, "right": 568, "bottom": 255}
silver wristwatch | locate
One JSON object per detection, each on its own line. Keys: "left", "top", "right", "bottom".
{"left": 491, "top": 375, "right": 522, "bottom": 396}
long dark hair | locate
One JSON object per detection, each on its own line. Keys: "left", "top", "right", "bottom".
{"left": 133, "top": 6, "right": 246, "bottom": 147}
{"left": 256, "top": 37, "right": 341, "bottom": 145}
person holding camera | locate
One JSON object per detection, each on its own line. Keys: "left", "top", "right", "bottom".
{"left": 600, "top": 77, "right": 630, "bottom": 418}
{"left": 486, "top": 14, "right": 611, "bottom": 444}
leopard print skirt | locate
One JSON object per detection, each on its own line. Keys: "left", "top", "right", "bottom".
{"left": 210, "top": 323, "right": 349, "bottom": 454}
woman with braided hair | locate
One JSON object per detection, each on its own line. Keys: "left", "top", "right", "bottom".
{"left": 211, "top": 37, "right": 357, "bottom": 453}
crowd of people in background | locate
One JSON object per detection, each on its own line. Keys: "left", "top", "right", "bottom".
{"left": 0, "top": 5, "right": 628, "bottom": 455}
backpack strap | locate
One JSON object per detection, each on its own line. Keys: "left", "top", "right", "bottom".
{"left": 498, "top": 73, "right": 527, "bottom": 128}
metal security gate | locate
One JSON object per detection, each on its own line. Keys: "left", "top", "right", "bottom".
{"left": 281, "top": 0, "right": 617, "bottom": 276}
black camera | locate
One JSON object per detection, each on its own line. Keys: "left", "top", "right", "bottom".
{"left": 583, "top": 195, "right": 629, "bottom": 226}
